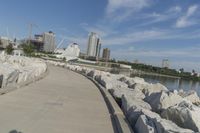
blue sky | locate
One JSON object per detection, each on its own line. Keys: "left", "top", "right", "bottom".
{"left": 0, "top": 0, "right": 200, "bottom": 71}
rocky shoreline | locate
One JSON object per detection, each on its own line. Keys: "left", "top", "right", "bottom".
{"left": 0, "top": 54, "right": 47, "bottom": 89}
{"left": 58, "top": 62, "right": 200, "bottom": 133}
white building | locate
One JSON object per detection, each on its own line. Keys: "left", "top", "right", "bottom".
{"left": 0, "top": 37, "right": 11, "bottom": 49}
{"left": 55, "top": 43, "right": 80, "bottom": 61}
{"left": 43, "top": 31, "right": 55, "bottom": 52}
{"left": 120, "top": 64, "right": 132, "bottom": 69}
{"left": 87, "top": 32, "right": 101, "bottom": 58}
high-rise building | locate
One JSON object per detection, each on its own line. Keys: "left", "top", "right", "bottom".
{"left": 43, "top": 31, "right": 55, "bottom": 52}
{"left": 162, "top": 59, "right": 170, "bottom": 68}
{"left": 102, "top": 48, "right": 110, "bottom": 61}
{"left": 87, "top": 32, "right": 101, "bottom": 59}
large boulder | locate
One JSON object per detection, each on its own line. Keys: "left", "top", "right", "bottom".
{"left": 144, "top": 91, "right": 183, "bottom": 113}
{"left": 109, "top": 87, "right": 131, "bottom": 100}
{"left": 152, "top": 117, "right": 194, "bottom": 133}
{"left": 95, "top": 74, "right": 128, "bottom": 90}
{"left": 121, "top": 94, "right": 154, "bottom": 127}
{"left": 119, "top": 76, "right": 146, "bottom": 87}
{"left": 135, "top": 114, "right": 194, "bottom": 133}
{"left": 95, "top": 74, "right": 113, "bottom": 89}
{"left": 122, "top": 94, "right": 152, "bottom": 113}
{"left": 87, "top": 69, "right": 101, "bottom": 79}
{"left": 134, "top": 83, "right": 168, "bottom": 96}
{"left": 178, "top": 90, "right": 200, "bottom": 106}
{"left": 135, "top": 115, "right": 156, "bottom": 133}
{"left": 0, "top": 63, "right": 19, "bottom": 87}
{"left": 161, "top": 100, "right": 200, "bottom": 132}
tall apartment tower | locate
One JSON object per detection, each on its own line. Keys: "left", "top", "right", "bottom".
{"left": 87, "top": 32, "right": 101, "bottom": 59}
{"left": 43, "top": 31, "right": 55, "bottom": 52}
{"left": 102, "top": 48, "right": 110, "bottom": 61}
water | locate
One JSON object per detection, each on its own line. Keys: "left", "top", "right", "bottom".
{"left": 131, "top": 74, "right": 200, "bottom": 96}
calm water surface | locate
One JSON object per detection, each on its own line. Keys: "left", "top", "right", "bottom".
{"left": 131, "top": 74, "right": 200, "bottom": 96}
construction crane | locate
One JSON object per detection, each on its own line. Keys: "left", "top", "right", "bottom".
{"left": 28, "top": 23, "right": 38, "bottom": 44}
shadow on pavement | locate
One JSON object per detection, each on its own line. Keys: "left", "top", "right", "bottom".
{"left": 9, "top": 130, "right": 23, "bottom": 133}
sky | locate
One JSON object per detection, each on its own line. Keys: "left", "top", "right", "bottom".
{"left": 0, "top": 0, "right": 200, "bottom": 72}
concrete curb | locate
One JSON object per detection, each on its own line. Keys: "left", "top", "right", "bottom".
{"left": 85, "top": 76, "right": 134, "bottom": 133}
{"left": 0, "top": 63, "right": 49, "bottom": 95}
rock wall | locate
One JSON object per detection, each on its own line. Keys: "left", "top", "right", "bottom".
{"left": 0, "top": 54, "right": 47, "bottom": 88}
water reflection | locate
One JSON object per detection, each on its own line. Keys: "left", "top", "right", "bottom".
{"left": 131, "top": 74, "right": 200, "bottom": 96}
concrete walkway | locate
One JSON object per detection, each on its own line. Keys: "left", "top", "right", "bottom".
{"left": 0, "top": 65, "right": 114, "bottom": 133}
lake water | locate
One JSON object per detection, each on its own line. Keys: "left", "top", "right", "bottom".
{"left": 131, "top": 74, "right": 200, "bottom": 96}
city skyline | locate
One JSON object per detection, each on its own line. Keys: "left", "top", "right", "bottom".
{"left": 0, "top": 0, "right": 200, "bottom": 71}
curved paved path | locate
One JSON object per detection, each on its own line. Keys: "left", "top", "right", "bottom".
{"left": 0, "top": 65, "right": 114, "bottom": 133}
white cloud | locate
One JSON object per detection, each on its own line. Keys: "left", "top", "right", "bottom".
{"left": 168, "top": 6, "right": 182, "bottom": 13}
{"left": 187, "top": 5, "right": 198, "bottom": 17}
{"left": 106, "top": 0, "right": 151, "bottom": 22}
{"left": 176, "top": 16, "right": 194, "bottom": 28}
{"left": 176, "top": 5, "right": 198, "bottom": 28}
{"left": 101, "top": 27, "right": 200, "bottom": 46}
{"left": 103, "top": 30, "right": 167, "bottom": 46}
{"left": 134, "top": 6, "right": 182, "bottom": 27}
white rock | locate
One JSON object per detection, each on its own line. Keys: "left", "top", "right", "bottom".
{"left": 121, "top": 94, "right": 154, "bottom": 126}
{"left": 119, "top": 76, "right": 146, "bottom": 87}
{"left": 134, "top": 83, "right": 168, "bottom": 96}
{"left": 144, "top": 91, "right": 183, "bottom": 113}
{"left": 0, "top": 55, "right": 47, "bottom": 87}
{"left": 178, "top": 91, "right": 200, "bottom": 106}
{"left": 161, "top": 100, "right": 200, "bottom": 132}
{"left": 135, "top": 115, "right": 156, "bottom": 133}
{"left": 95, "top": 74, "right": 128, "bottom": 90}
{"left": 109, "top": 87, "right": 130, "bottom": 100}
{"left": 0, "top": 63, "right": 19, "bottom": 87}
{"left": 153, "top": 117, "right": 194, "bottom": 133}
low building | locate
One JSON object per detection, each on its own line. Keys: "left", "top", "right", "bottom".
{"left": 0, "top": 37, "right": 11, "bottom": 49}
{"left": 119, "top": 64, "right": 132, "bottom": 69}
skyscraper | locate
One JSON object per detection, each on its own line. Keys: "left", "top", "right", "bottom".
{"left": 102, "top": 48, "right": 110, "bottom": 61}
{"left": 43, "top": 31, "right": 55, "bottom": 52}
{"left": 87, "top": 32, "right": 101, "bottom": 59}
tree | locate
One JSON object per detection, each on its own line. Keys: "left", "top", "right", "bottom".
{"left": 179, "top": 68, "right": 184, "bottom": 73}
{"left": 62, "top": 57, "right": 66, "bottom": 61}
{"left": 22, "top": 43, "right": 35, "bottom": 56}
{"left": 5, "top": 44, "right": 14, "bottom": 55}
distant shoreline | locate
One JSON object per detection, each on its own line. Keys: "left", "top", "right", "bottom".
{"left": 130, "top": 70, "right": 181, "bottom": 79}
